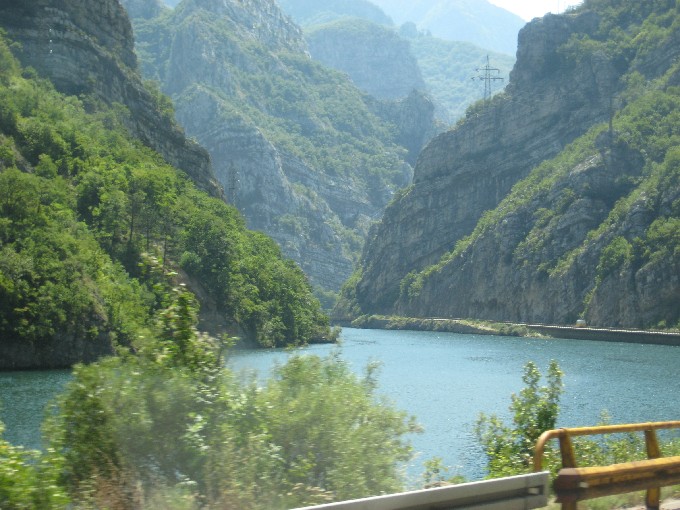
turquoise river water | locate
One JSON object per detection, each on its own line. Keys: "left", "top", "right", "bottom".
{"left": 1, "top": 327, "right": 679, "bottom": 481}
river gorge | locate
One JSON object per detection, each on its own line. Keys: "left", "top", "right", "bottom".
{"left": 2, "top": 328, "right": 680, "bottom": 482}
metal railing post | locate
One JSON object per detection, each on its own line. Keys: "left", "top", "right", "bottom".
{"left": 645, "top": 429, "right": 661, "bottom": 510}
{"left": 558, "top": 431, "right": 576, "bottom": 469}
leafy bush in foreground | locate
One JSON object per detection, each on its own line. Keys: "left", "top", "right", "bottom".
{"left": 45, "top": 287, "right": 418, "bottom": 510}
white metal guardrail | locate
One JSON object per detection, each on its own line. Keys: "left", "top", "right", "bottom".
{"left": 291, "top": 471, "right": 550, "bottom": 510}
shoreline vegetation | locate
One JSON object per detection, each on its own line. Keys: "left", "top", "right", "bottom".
{"left": 339, "top": 315, "right": 680, "bottom": 346}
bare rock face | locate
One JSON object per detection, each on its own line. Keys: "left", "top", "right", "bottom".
{"left": 348, "top": 4, "right": 680, "bottom": 328}
{"left": 0, "top": 329, "right": 116, "bottom": 370}
{"left": 354, "top": 11, "right": 617, "bottom": 314}
{"left": 366, "top": 89, "right": 440, "bottom": 166}
{"left": 306, "top": 18, "right": 425, "bottom": 101}
{"left": 126, "top": 0, "right": 437, "bottom": 292}
{"left": 0, "top": 0, "right": 221, "bottom": 198}
{"left": 176, "top": 0, "right": 307, "bottom": 54}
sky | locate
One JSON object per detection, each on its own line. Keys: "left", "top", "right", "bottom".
{"left": 488, "top": 0, "right": 584, "bottom": 21}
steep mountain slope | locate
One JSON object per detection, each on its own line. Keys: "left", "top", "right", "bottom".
{"left": 0, "top": 2, "right": 331, "bottom": 368}
{"left": 278, "top": 3, "right": 514, "bottom": 123}
{"left": 126, "top": 0, "right": 436, "bottom": 293}
{"left": 305, "top": 18, "right": 425, "bottom": 101}
{"left": 0, "top": 0, "right": 220, "bottom": 198}
{"left": 368, "top": 0, "right": 525, "bottom": 55}
{"left": 340, "top": 0, "right": 680, "bottom": 329}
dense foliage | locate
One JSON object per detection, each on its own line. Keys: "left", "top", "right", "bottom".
{"left": 475, "top": 361, "right": 563, "bottom": 478}
{"left": 0, "top": 423, "right": 68, "bottom": 509}
{"left": 0, "top": 287, "right": 418, "bottom": 510}
{"left": 0, "top": 33, "right": 330, "bottom": 353}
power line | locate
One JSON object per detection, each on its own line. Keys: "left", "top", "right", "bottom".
{"left": 472, "top": 55, "right": 504, "bottom": 102}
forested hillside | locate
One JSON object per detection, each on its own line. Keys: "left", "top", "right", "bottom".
{"left": 0, "top": 34, "right": 330, "bottom": 368}
{"left": 340, "top": 0, "right": 680, "bottom": 330}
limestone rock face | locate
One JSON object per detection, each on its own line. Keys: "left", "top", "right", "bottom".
{"left": 354, "top": 11, "right": 617, "bottom": 314}
{"left": 366, "top": 89, "right": 440, "bottom": 166}
{"left": 175, "top": 0, "right": 307, "bottom": 54}
{"left": 0, "top": 329, "right": 116, "bottom": 370}
{"left": 306, "top": 18, "right": 425, "bottom": 101}
{"left": 128, "top": 0, "right": 436, "bottom": 291}
{"left": 0, "top": 0, "right": 221, "bottom": 197}
{"left": 347, "top": 4, "right": 680, "bottom": 328}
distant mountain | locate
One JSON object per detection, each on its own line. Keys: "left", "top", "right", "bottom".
{"left": 368, "top": 0, "right": 524, "bottom": 55}
{"left": 277, "top": 0, "right": 393, "bottom": 26}
{"left": 279, "top": 1, "right": 514, "bottom": 123}
{"left": 305, "top": 18, "right": 425, "bottom": 101}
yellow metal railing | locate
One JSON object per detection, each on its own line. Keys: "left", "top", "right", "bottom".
{"left": 534, "top": 421, "right": 680, "bottom": 510}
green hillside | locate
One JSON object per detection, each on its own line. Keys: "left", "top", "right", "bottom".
{"left": 0, "top": 34, "right": 331, "bottom": 366}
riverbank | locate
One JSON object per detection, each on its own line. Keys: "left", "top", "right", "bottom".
{"left": 337, "top": 316, "right": 680, "bottom": 346}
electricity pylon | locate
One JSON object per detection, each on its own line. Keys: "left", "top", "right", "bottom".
{"left": 472, "top": 55, "right": 504, "bottom": 102}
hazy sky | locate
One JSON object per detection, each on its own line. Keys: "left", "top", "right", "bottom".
{"left": 488, "top": 0, "right": 584, "bottom": 21}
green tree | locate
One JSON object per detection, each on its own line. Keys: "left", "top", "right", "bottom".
{"left": 475, "top": 360, "right": 564, "bottom": 478}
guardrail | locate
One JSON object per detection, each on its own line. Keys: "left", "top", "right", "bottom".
{"left": 291, "top": 471, "right": 549, "bottom": 510}
{"left": 534, "top": 421, "right": 680, "bottom": 510}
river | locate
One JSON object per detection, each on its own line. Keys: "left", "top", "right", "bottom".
{"left": 1, "top": 328, "right": 680, "bottom": 481}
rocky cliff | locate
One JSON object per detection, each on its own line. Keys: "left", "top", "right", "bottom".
{"left": 0, "top": 0, "right": 221, "bottom": 198}
{"left": 125, "top": 0, "right": 437, "bottom": 292}
{"left": 306, "top": 18, "right": 426, "bottom": 101}
{"left": 342, "top": 0, "right": 680, "bottom": 329}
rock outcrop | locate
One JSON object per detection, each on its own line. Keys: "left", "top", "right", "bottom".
{"left": 352, "top": 10, "right": 614, "bottom": 313}
{"left": 343, "top": 2, "right": 680, "bottom": 329}
{"left": 0, "top": 0, "right": 221, "bottom": 198}
{"left": 366, "top": 89, "right": 440, "bottom": 166}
